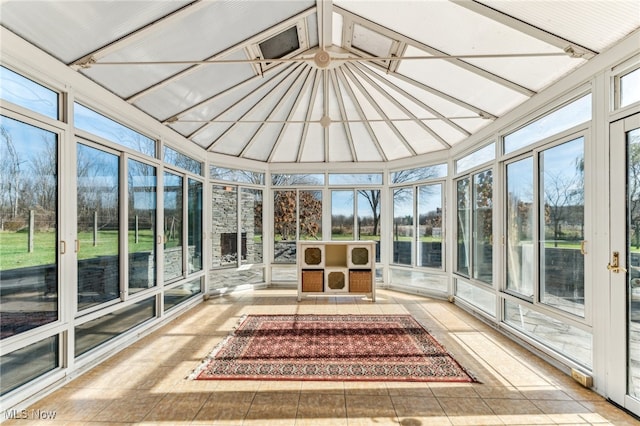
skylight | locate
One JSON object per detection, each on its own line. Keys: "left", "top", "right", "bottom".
{"left": 259, "top": 26, "right": 300, "bottom": 60}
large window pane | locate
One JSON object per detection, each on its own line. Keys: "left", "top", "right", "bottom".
{"left": 164, "top": 172, "right": 183, "bottom": 282}
{"left": 75, "top": 297, "right": 155, "bottom": 357}
{"left": 0, "top": 116, "right": 58, "bottom": 337}
{"left": 0, "top": 335, "right": 58, "bottom": 396}
{"left": 74, "top": 103, "right": 155, "bottom": 157}
{"left": 212, "top": 165, "right": 265, "bottom": 184}
{"left": 273, "top": 190, "right": 296, "bottom": 263}
{"left": 456, "top": 178, "right": 470, "bottom": 276}
{"left": 506, "top": 157, "right": 534, "bottom": 298}
{"left": 241, "top": 188, "right": 263, "bottom": 264}
{"left": 127, "top": 159, "right": 156, "bottom": 294}
{"left": 456, "top": 143, "right": 495, "bottom": 174}
{"left": 300, "top": 190, "right": 322, "bottom": 240}
{"left": 540, "top": 138, "right": 585, "bottom": 316}
{"left": 77, "top": 143, "right": 119, "bottom": 311}
{"left": 272, "top": 173, "right": 324, "bottom": 185}
{"left": 164, "top": 279, "right": 201, "bottom": 312}
{"left": 418, "top": 184, "right": 443, "bottom": 269}
{"left": 504, "top": 300, "right": 592, "bottom": 368}
{"left": 211, "top": 185, "right": 237, "bottom": 268}
{"left": 331, "top": 190, "right": 353, "bottom": 240}
{"left": 473, "top": 170, "right": 493, "bottom": 283}
{"left": 0, "top": 66, "right": 58, "bottom": 119}
{"left": 392, "top": 188, "right": 413, "bottom": 265}
{"left": 391, "top": 164, "right": 447, "bottom": 183}
{"left": 329, "top": 173, "right": 382, "bottom": 185}
{"left": 357, "top": 189, "right": 381, "bottom": 262}
{"left": 188, "top": 179, "right": 203, "bottom": 273}
{"left": 504, "top": 94, "right": 591, "bottom": 154}
{"left": 164, "top": 146, "right": 202, "bottom": 175}
{"left": 620, "top": 67, "right": 640, "bottom": 108}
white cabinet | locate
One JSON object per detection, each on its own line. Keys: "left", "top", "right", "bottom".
{"left": 297, "top": 241, "right": 376, "bottom": 301}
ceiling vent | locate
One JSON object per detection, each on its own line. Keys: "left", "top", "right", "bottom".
{"left": 249, "top": 21, "right": 308, "bottom": 73}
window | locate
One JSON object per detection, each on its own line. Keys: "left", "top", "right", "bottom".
{"left": 163, "top": 172, "right": 183, "bottom": 282}
{"left": 417, "top": 184, "right": 443, "bottom": 268}
{"left": 164, "top": 279, "right": 201, "bottom": 312}
{"left": 456, "top": 143, "right": 495, "bottom": 174}
{"left": 211, "top": 185, "right": 238, "bottom": 268}
{"left": 273, "top": 189, "right": 322, "bottom": 263}
{"left": 241, "top": 188, "right": 263, "bottom": 264}
{"left": 0, "top": 116, "right": 58, "bottom": 336}
{"left": 164, "top": 146, "right": 202, "bottom": 175}
{"left": 300, "top": 190, "right": 322, "bottom": 240}
{"left": 358, "top": 189, "right": 381, "bottom": 262}
{"left": 504, "top": 94, "right": 591, "bottom": 154}
{"left": 272, "top": 173, "right": 324, "bottom": 186}
{"left": 392, "top": 184, "right": 443, "bottom": 269}
{"left": 0, "top": 66, "right": 58, "bottom": 119}
{"left": 620, "top": 67, "right": 640, "bottom": 108}
{"left": 75, "top": 297, "right": 155, "bottom": 357}
{"left": 539, "top": 138, "right": 585, "bottom": 316}
{"left": 330, "top": 188, "right": 381, "bottom": 262}
{"left": 393, "top": 188, "right": 413, "bottom": 265}
{"left": 1, "top": 336, "right": 58, "bottom": 396}
{"left": 211, "top": 165, "right": 265, "bottom": 184}
{"left": 77, "top": 143, "right": 120, "bottom": 311}
{"left": 74, "top": 103, "right": 156, "bottom": 157}
{"left": 505, "top": 157, "right": 534, "bottom": 298}
{"left": 329, "top": 173, "right": 382, "bottom": 185}
{"left": 391, "top": 164, "right": 447, "bottom": 183}
{"left": 455, "top": 170, "right": 493, "bottom": 284}
{"left": 127, "top": 159, "right": 157, "bottom": 294}
{"left": 332, "top": 190, "right": 354, "bottom": 240}
{"left": 188, "top": 179, "right": 203, "bottom": 273}
{"left": 505, "top": 137, "right": 586, "bottom": 317}
{"left": 259, "top": 26, "right": 300, "bottom": 59}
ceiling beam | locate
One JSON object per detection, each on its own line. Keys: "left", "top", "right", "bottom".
{"left": 317, "top": 0, "right": 333, "bottom": 49}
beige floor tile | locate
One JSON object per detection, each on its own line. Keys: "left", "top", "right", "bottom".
{"left": 297, "top": 392, "right": 347, "bottom": 422}
{"left": 192, "top": 391, "right": 254, "bottom": 425}
{"left": 142, "top": 392, "right": 209, "bottom": 422}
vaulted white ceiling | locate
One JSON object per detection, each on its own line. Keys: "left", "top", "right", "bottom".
{"left": 1, "top": 0, "right": 639, "bottom": 163}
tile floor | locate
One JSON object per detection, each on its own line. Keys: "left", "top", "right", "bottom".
{"left": 6, "top": 289, "right": 640, "bottom": 425}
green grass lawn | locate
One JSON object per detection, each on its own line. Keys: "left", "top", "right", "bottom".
{"left": 0, "top": 229, "right": 158, "bottom": 270}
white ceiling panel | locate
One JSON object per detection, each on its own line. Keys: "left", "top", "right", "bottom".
{"left": 399, "top": 46, "right": 530, "bottom": 116}
{"left": 0, "top": 1, "right": 191, "bottom": 63}
{"left": 2, "top": 1, "right": 637, "bottom": 165}
{"left": 480, "top": 0, "right": 640, "bottom": 52}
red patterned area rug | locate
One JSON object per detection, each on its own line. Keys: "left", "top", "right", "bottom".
{"left": 191, "top": 314, "right": 475, "bottom": 382}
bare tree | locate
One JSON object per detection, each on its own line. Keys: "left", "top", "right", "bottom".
{"left": 0, "top": 125, "right": 22, "bottom": 219}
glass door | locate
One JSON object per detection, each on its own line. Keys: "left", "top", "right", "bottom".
{"left": 609, "top": 113, "right": 640, "bottom": 415}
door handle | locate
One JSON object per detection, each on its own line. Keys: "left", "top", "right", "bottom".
{"left": 607, "top": 251, "right": 627, "bottom": 273}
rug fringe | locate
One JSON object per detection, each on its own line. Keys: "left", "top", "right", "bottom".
{"left": 186, "top": 314, "right": 248, "bottom": 380}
